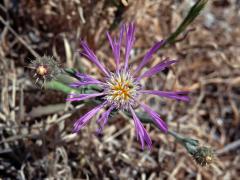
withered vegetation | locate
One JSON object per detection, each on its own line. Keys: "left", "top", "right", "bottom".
{"left": 0, "top": 0, "right": 239, "bottom": 179}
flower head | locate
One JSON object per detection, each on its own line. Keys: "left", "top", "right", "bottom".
{"left": 104, "top": 69, "right": 141, "bottom": 110}
{"left": 193, "top": 146, "right": 214, "bottom": 166}
{"left": 29, "top": 55, "right": 61, "bottom": 85}
{"left": 67, "top": 23, "right": 190, "bottom": 150}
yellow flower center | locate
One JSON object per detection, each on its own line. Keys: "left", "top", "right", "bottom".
{"left": 36, "top": 65, "right": 48, "bottom": 76}
{"left": 112, "top": 80, "right": 131, "bottom": 100}
{"left": 205, "top": 156, "right": 212, "bottom": 163}
{"left": 104, "top": 71, "right": 140, "bottom": 109}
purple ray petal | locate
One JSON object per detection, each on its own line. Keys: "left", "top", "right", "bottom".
{"left": 96, "top": 106, "right": 114, "bottom": 134}
{"left": 106, "top": 25, "right": 124, "bottom": 72}
{"left": 80, "top": 40, "right": 109, "bottom": 76}
{"left": 140, "top": 90, "right": 190, "bottom": 102}
{"left": 66, "top": 93, "right": 105, "bottom": 102}
{"left": 70, "top": 72, "right": 104, "bottom": 87}
{"left": 73, "top": 102, "right": 106, "bottom": 132}
{"left": 130, "top": 106, "right": 152, "bottom": 150}
{"left": 70, "top": 81, "right": 103, "bottom": 88}
{"left": 124, "top": 23, "right": 136, "bottom": 71}
{"left": 75, "top": 72, "right": 102, "bottom": 82}
{"left": 137, "top": 59, "right": 177, "bottom": 80}
{"left": 140, "top": 103, "right": 168, "bottom": 133}
{"left": 133, "top": 40, "right": 166, "bottom": 75}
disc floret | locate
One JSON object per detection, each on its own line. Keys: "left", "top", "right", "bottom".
{"left": 104, "top": 70, "right": 141, "bottom": 110}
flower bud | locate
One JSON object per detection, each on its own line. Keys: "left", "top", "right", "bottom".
{"left": 168, "top": 130, "right": 214, "bottom": 166}
{"left": 192, "top": 146, "right": 214, "bottom": 166}
{"left": 29, "top": 55, "right": 62, "bottom": 86}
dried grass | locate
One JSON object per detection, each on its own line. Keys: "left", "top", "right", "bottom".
{"left": 0, "top": 0, "right": 240, "bottom": 179}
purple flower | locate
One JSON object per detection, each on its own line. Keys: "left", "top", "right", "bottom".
{"left": 67, "top": 23, "right": 190, "bottom": 150}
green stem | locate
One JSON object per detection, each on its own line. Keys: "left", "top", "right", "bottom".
{"left": 45, "top": 80, "right": 80, "bottom": 94}
{"left": 167, "top": 129, "right": 199, "bottom": 155}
